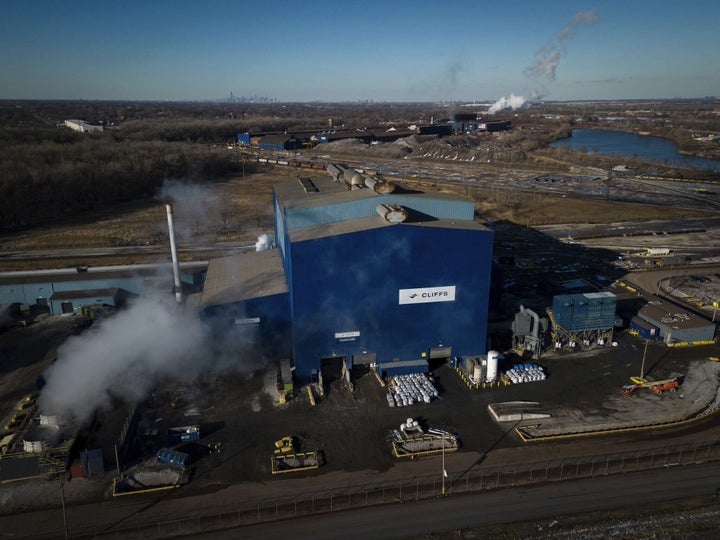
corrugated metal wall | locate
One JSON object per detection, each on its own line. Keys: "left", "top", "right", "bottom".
{"left": 288, "top": 224, "right": 493, "bottom": 381}
{"left": 552, "top": 292, "right": 617, "bottom": 332}
{"left": 0, "top": 271, "right": 200, "bottom": 306}
{"left": 201, "top": 293, "right": 292, "bottom": 360}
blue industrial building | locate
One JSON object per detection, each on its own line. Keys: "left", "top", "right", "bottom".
{"left": 0, "top": 263, "right": 207, "bottom": 315}
{"left": 258, "top": 134, "right": 304, "bottom": 151}
{"left": 198, "top": 170, "right": 494, "bottom": 384}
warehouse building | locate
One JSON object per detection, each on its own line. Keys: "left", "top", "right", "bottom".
{"left": 258, "top": 134, "right": 304, "bottom": 151}
{"left": 634, "top": 298, "right": 716, "bottom": 344}
{"left": 199, "top": 170, "right": 494, "bottom": 384}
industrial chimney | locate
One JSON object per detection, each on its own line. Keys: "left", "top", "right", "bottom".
{"left": 165, "top": 204, "right": 183, "bottom": 304}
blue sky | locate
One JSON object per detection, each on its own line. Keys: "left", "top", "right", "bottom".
{"left": 1, "top": 0, "right": 718, "bottom": 102}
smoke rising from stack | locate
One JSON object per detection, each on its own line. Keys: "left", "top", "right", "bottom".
{"left": 488, "top": 94, "right": 527, "bottom": 114}
{"left": 523, "top": 9, "right": 599, "bottom": 81}
{"left": 488, "top": 9, "right": 599, "bottom": 113}
{"left": 157, "top": 179, "right": 221, "bottom": 243}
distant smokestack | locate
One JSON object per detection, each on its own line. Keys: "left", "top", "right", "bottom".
{"left": 165, "top": 204, "right": 183, "bottom": 304}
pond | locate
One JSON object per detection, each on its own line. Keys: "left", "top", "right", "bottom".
{"left": 550, "top": 129, "right": 720, "bottom": 172}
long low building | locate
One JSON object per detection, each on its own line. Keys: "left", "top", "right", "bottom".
{"left": 198, "top": 169, "right": 494, "bottom": 384}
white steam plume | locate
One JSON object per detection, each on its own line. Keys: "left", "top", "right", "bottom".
{"left": 255, "top": 234, "right": 275, "bottom": 252}
{"left": 488, "top": 10, "right": 599, "bottom": 115}
{"left": 38, "top": 294, "right": 265, "bottom": 425}
{"left": 488, "top": 94, "right": 527, "bottom": 114}
{"left": 157, "top": 179, "right": 221, "bottom": 243}
{"left": 523, "top": 9, "right": 599, "bottom": 81}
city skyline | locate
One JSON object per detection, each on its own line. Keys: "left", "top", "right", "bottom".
{"left": 1, "top": 0, "right": 718, "bottom": 103}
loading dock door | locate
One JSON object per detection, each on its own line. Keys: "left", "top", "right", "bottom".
{"left": 429, "top": 346, "right": 452, "bottom": 359}
{"left": 351, "top": 353, "right": 376, "bottom": 378}
{"left": 320, "top": 356, "right": 345, "bottom": 385}
{"left": 428, "top": 346, "right": 452, "bottom": 370}
{"left": 61, "top": 301, "right": 73, "bottom": 314}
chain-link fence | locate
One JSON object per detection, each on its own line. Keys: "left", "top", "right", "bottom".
{"left": 72, "top": 438, "right": 720, "bottom": 539}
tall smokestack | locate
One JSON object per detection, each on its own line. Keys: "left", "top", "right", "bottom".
{"left": 165, "top": 204, "right": 183, "bottom": 304}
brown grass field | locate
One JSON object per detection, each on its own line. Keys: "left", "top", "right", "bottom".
{"left": 0, "top": 165, "right": 702, "bottom": 270}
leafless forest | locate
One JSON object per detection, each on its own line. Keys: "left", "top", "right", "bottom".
{"left": 1, "top": 99, "right": 718, "bottom": 233}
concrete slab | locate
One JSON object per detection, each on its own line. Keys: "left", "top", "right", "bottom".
{"left": 517, "top": 360, "right": 720, "bottom": 439}
{"left": 488, "top": 401, "right": 551, "bottom": 422}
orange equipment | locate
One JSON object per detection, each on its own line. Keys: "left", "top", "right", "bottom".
{"left": 621, "top": 378, "right": 679, "bottom": 398}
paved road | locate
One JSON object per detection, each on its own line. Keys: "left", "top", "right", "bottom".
{"left": 187, "top": 461, "right": 720, "bottom": 540}
{"left": 6, "top": 459, "right": 717, "bottom": 540}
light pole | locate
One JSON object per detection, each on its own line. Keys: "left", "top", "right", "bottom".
{"left": 60, "top": 482, "right": 69, "bottom": 540}
{"left": 640, "top": 339, "right": 649, "bottom": 380}
{"left": 441, "top": 435, "right": 447, "bottom": 495}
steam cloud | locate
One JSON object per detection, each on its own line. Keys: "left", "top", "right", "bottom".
{"left": 38, "top": 297, "right": 205, "bottom": 424}
{"left": 157, "top": 179, "right": 221, "bottom": 242}
{"left": 489, "top": 10, "right": 599, "bottom": 114}
{"left": 38, "top": 294, "right": 264, "bottom": 425}
{"left": 255, "top": 234, "right": 275, "bottom": 251}
{"left": 38, "top": 179, "right": 273, "bottom": 425}
{"left": 524, "top": 9, "right": 599, "bottom": 81}
{"left": 488, "top": 94, "right": 527, "bottom": 114}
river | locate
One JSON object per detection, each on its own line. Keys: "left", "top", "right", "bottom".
{"left": 550, "top": 128, "right": 720, "bottom": 172}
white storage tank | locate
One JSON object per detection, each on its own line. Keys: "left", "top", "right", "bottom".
{"left": 473, "top": 364, "right": 483, "bottom": 382}
{"left": 486, "top": 350, "right": 500, "bottom": 382}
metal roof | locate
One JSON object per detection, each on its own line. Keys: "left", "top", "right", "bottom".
{"left": 0, "top": 262, "right": 208, "bottom": 285}
{"left": 639, "top": 300, "right": 713, "bottom": 331}
{"left": 289, "top": 215, "right": 490, "bottom": 243}
{"left": 50, "top": 288, "right": 120, "bottom": 300}
{"left": 274, "top": 176, "right": 473, "bottom": 214}
{"left": 259, "top": 134, "right": 295, "bottom": 143}
{"left": 199, "top": 249, "right": 287, "bottom": 308}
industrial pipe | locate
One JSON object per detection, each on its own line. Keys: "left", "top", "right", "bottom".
{"left": 376, "top": 204, "right": 408, "bottom": 224}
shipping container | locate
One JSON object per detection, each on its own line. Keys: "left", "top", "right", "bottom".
{"left": 156, "top": 448, "right": 190, "bottom": 467}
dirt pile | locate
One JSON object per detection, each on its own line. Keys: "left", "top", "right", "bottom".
{"left": 412, "top": 134, "right": 527, "bottom": 163}
{"left": 321, "top": 134, "right": 527, "bottom": 163}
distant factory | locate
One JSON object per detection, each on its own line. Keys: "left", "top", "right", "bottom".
{"left": 237, "top": 112, "right": 511, "bottom": 150}
{"left": 197, "top": 165, "right": 494, "bottom": 384}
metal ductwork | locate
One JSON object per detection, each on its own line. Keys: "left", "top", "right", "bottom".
{"left": 365, "top": 176, "right": 396, "bottom": 194}
{"left": 345, "top": 170, "right": 364, "bottom": 190}
{"left": 376, "top": 204, "right": 407, "bottom": 224}
{"left": 326, "top": 163, "right": 343, "bottom": 181}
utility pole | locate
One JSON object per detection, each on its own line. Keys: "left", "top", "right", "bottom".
{"left": 640, "top": 339, "right": 649, "bottom": 380}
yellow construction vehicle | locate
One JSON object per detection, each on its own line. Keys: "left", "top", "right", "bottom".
{"left": 274, "top": 436, "right": 295, "bottom": 455}
{"left": 271, "top": 435, "right": 322, "bottom": 474}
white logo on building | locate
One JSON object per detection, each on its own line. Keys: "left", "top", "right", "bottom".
{"left": 398, "top": 286, "right": 456, "bottom": 305}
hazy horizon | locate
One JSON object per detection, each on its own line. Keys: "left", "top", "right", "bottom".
{"left": 2, "top": 1, "right": 719, "bottom": 103}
